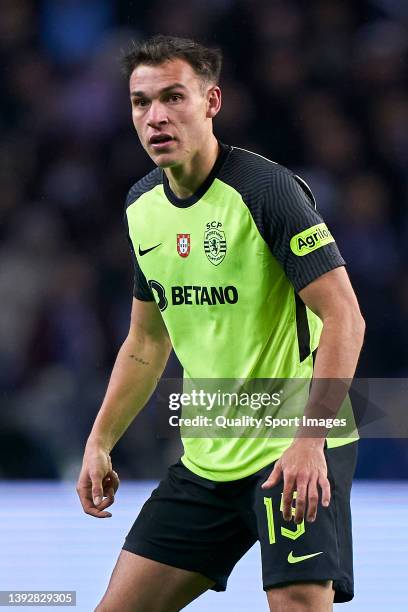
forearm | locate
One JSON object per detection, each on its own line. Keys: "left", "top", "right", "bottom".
{"left": 295, "top": 312, "right": 365, "bottom": 443}
{"left": 86, "top": 331, "right": 171, "bottom": 453}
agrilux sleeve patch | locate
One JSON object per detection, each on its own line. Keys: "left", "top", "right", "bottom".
{"left": 290, "top": 223, "right": 335, "bottom": 256}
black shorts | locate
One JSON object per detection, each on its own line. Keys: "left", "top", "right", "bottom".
{"left": 123, "top": 441, "right": 357, "bottom": 603}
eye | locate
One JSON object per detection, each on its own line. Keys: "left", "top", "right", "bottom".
{"left": 168, "top": 93, "right": 183, "bottom": 103}
{"left": 133, "top": 98, "right": 149, "bottom": 108}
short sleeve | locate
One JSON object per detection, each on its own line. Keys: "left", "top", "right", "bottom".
{"left": 124, "top": 211, "right": 154, "bottom": 301}
{"left": 263, "top": 172, "right": 345, "bottom": 292}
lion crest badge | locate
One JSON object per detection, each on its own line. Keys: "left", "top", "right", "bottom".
{"left": 204, "top": 221, "right": 227, "bottom": 266}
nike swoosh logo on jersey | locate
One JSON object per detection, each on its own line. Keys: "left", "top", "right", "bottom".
{"left": 138, "top": 243, "right": 162, "bottom": 256}
{"left": 287, "top": 551, "right": 323, "bottom": 564}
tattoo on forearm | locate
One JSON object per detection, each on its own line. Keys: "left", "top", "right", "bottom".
{"left": 129, "top": 354, "right": 149, "bottom": 365}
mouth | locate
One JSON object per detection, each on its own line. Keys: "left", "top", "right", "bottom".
{"left": 149, "top": 134, "right": 175, "bottom": 150}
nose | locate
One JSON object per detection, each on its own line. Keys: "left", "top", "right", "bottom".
{"left": 147, "top": 101, "right": 168, "bottom": 127}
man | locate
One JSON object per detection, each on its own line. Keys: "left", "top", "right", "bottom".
{"left": 77, "top": 35, "right": 365, "bottom": 611}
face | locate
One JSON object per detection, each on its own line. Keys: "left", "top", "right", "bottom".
{"left": 129, "top": 59, "right": 221, "bottom": 167}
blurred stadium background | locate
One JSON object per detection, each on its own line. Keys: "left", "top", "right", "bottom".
{"left": 0, "top": 0, "right": 407, "bottom": 609}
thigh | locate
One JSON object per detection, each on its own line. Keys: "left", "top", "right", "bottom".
{"left": 123, "top": 461, "right": 255, "bottom": 592}
{"left": 266, "top": 580, "right": 334, "bottom": 612}
{"left": 254, "top": 441, "right": 357, "bottom": 603}
{"left": 95, "top": 550, "right": 214, "bottom": 612}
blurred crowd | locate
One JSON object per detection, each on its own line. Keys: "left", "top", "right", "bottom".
{"left": 1, "top": 0, "right": 408, "bottom": 479}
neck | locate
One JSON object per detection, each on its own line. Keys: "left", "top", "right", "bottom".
{"left": 164, "top": 135, "right": 219, "bottom": 199}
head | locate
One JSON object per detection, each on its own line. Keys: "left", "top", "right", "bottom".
{"left": 121, "top": 35, "right": 222, "bottom": 168}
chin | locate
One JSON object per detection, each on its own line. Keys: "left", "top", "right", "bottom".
{"left": 152, "top": 152, "right": 183, "bottom": 169}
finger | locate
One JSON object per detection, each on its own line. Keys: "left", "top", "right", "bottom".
{"left": 76, "top": 479, "right": 93, "bottom": 512}
{"left": 281, "top": 472, "right": 296, "bottom": 521}
{"left": 102, "top": 484, "right": 115, "bottom": 499}
{"left": 96, "top": 482, "right": 115, "bottom": 508}
{"left": 261, "top": 461, "right": 282, "bottom": 489}
{"left": 76, "top": 484, "right": 112, "bottom": 518}
{"left": 84, "top": 504, "right": 112, "bottom": 518}
{"left": 96, "top": 495, "right": 115, "bottom": 511}
{"left": 89, "top": 473, "right": 117, "bottom": 512}
{"left": 306, "top": 477, "right": 319, "bottom": 522}
{"left": 318, "top": 472, "right": 331, "bottom": 507}
{"left": 294, "top": 477, "right": 308, "bottom": 524}
{"left": 90, "top": 471, "right": 104, "bottom": 506}
{"left": 111, "top": 470, "right": 120, "bottom": 493}
{"left": 103, "top": 471, "right": 120, "bottom": 495}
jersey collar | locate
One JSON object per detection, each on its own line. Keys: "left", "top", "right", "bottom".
{"left": 162, "top": 141, "right": 231, "bottom": 208}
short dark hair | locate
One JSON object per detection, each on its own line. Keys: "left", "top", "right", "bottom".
{"left": 121, "top": 35, "right": 222, "bottom": 84}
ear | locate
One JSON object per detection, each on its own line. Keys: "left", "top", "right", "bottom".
{"left": 206, "top": 86, "right": 222, "bottom": 119}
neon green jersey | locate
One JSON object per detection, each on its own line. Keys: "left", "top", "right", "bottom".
{"left": 125, "top": 143, "right": 358, "bottom": 481}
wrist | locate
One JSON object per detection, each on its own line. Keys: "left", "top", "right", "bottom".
{"left": 85, "top": 436, "right": 112, "bottom": 455}
{"left": 291, "top": 436, "right": 326, "bottom": 450}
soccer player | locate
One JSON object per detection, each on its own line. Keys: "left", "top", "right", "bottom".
{"left": 76, "top": 35, "right": 365, "bottom": 611}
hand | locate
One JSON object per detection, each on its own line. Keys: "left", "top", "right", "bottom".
{"left": 76, "top": 446, "right": 120, "bottom": 518}
{"left": 261, "top": 439, "right": 330, "bottom": 523}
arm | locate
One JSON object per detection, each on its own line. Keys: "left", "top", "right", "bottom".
{"left": 262, "top": 267, "right": 365, "bottom": 522}
{"left": 300, "top": 266, "right": 365, "bottom": 379}
{"left": 76, "top": 297, "right": 172, "bottom": 518}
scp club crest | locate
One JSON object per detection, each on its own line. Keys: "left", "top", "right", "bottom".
{"left": 177, "top": 233, "right": 190, "bottom": 257}
{"left": 204, "top": 221, "right": 227, "bottom": 266}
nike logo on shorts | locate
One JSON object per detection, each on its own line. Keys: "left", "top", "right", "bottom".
{"left": 287, "top": 551, "right": 323, "bottom": 564}
{"left": 138, "top": 243, "right": 162, "bottom": 256}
